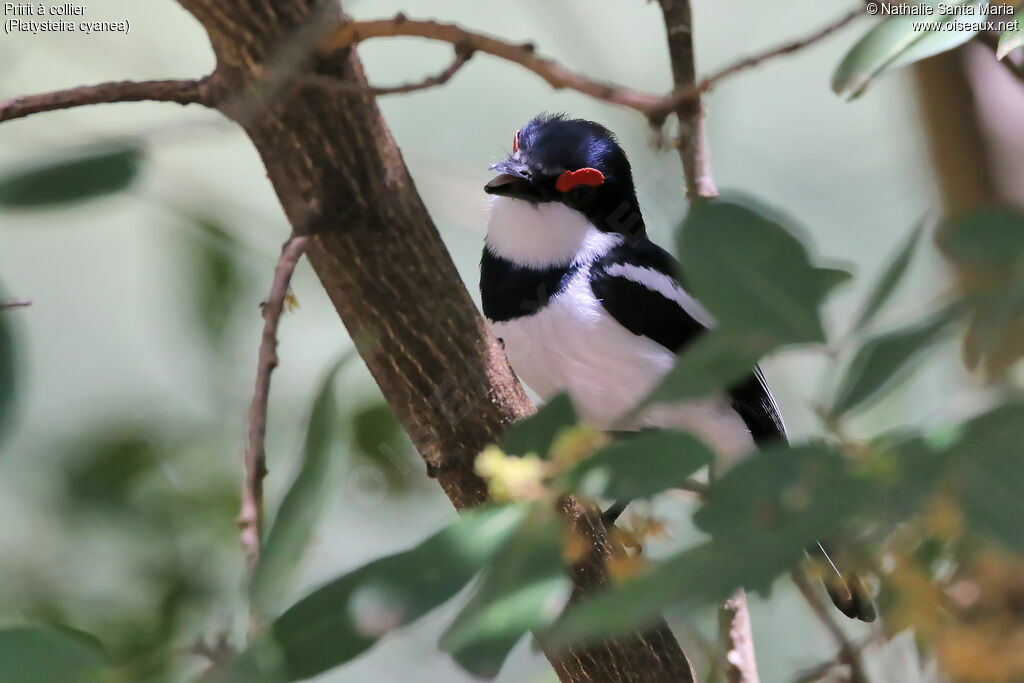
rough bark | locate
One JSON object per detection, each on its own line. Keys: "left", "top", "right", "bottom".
{"left": 176, "top": 0, "right": 697, "bottom": 679}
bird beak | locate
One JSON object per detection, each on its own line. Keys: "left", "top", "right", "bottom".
{"left": 485, "top": 159, "right": 541, "bottom": 202}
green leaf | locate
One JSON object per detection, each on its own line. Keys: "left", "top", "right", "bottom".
{"left": 250, "top": 354, "right": 352, "bottom": 619}
{"left": 500, "top": 393, "right": 577, "bottom": 457}
{"left": 693, "top": 444, "right": 869, "bottom": 547}
{"left": 0, "top": 141, "right": 143, "bottom": 209}
{"left": 854, "top": 222, "right": 924, "bottom": 331}
{"left": 633, "top": 330, "right": 773, "bottom": 411}
{"left": 936, "top": 206, "right": 1024, "bottom": 268}
{"left": 833, "top": 1, "right": 989, "bottom": 99}
{"left": 996, "top": 6, "right": 1023, "bottom": 60}
{"left": 0, "top": 625, "right": 108, "bottom": 683}
{"left": 350, "top": 401, "right": 419, "bottom": 491}
{"left": 184, "top": 221, "right": 249, "bottom": 347}
{"left": 62, "top": 429, "right": 161, "bottom": 509}
{"left": 440, "top": 511, "right": 568, "bottom": 678}
{"left": 561, "top": 430, "right": 714, "bottom": 500}
{"left": 830, "top": 305, "right": 962, "bottom": 417}
{"left": 265, "top": 504, "right": 529, "bottom": 680}
{"left": 949, "top": 402, "right": 1024, "bottom": 551}
{"left": 678, "top": 200, "right": 851, "bottom": 346}
{"left": 549, "top": 444, "right": 871, "bottom": 646}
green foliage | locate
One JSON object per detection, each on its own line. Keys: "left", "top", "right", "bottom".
{"left": 184, "top": 220, "right": 251, "bottom": 348}
{"left": 250, "top": 355, "right": 351, "bottom": 619}
{"left": 0, "top": 141, "right": 143, "bottom": 209}
{"left": 830, "top": 304, "right": 963, "bottom": 417}
{"left": 938, "top": 207, "right": 1024, "bottom": 373}
{"left": 500, "top": 393, "right": 576, "bottom": 457}
{"left": 561, "top": 430, "right": 713, "bottom": 500}
{"left": 639, "top": 199, "right": 847, "bottom": 412}
{"left": 938, "top": 206, "right": 1024, "bottom": 266}
{"left": 0, "top": 625, "right": 108, "bottom": 683}
{"left": 349, "top": 400, "right": 421, "bottom": 492}
{"left": 60, "top": 429, "right": 163, "bottom": 508}
{"left": 833, "top": 1, "right": 989, "bottom": 99}
{"left": 948, "top": 402, "right": 1024, "bottom": 551}
{"left": 996, "top": 5, "right": 1023, "bottom": 60}
{"left": 254, "top": 505, "right": 529, "bottom": 680}
{"left": 440, "top": 510, "right": 568, "bottom": 677}
{"left": 678, "top": 200, "right": 850, "bottom": 345}
{"left": 635, "top": 330, "right": 772, "bottom": 410}
{"left": 548, "top": 445, "right": 871, "bottom": 645}
{"left": 854, "top": 222, "right": 924, "bottom": 331}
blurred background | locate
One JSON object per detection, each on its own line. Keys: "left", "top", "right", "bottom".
{"left": 1, "top": 0, "right": 1021, "bottom": 680}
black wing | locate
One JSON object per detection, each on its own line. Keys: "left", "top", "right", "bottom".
{"left": 590, "top": 239, "right": 786, "bottom": 445}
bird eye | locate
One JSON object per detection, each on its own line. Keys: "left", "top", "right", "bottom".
{"left": 513, "top": 129, "right": 520, "bottom": 153}
{"left": 568, "top": 184, "right": 596, "bottom": 205}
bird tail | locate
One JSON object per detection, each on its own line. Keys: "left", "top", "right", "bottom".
{"left": 808, "top": 541, "right": 877, "bottom": 622}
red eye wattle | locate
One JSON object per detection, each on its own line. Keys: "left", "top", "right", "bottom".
{"left": 513, "top": 129, "right": 520, "bottom": 153}
{"left": 555, "top": 167, "right": 605, "bottom": 193}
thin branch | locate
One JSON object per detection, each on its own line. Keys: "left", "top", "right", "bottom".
{"left": 660, "top": 6, "right": 865, "bottom": 118}
{"left": 0, "top": 299, "right": 31, "bottom": 310}
{"left": 657, "top": 0, "right": 717, "bottom": 201}
{"left": 302, "top": 45, "right": 475, "bottom": 96}
{"left": 0, "top": 79, "right": 210, "bottom": 124}
{"left": 790, "top": 568, "right": 867, "bottom": 683}
{"left": 318, "top": 15, "right": 666, "bottom": 113}
{"left": 719, "top": 589, "right": 760, "bottom": 683}
{"left": 240, "top": 235, "right": 309, "bottom": 581}
{"left": 318, "top": 8, "right": 863, "bottom": 126}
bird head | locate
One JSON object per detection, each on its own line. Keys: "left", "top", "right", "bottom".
{"left": 485, "top": 114, "right": 645, "bottom": 241}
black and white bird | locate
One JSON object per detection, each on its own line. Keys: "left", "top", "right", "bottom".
{"left": 479, "top": 113, "right": 874, "bottom": 622}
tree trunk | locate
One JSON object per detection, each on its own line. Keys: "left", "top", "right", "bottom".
{"left": 176, "top": 0, "right": 697, "bottom": 679}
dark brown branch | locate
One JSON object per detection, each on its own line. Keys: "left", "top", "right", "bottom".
{"left": 791, "top": 568, "right": 867, "bottom": 683}
{"left": 0, "top": 79, "right": 210, "bottom": 123}
{"left": 0, "top": 299, "right": 31, "bottom": 310}
{"left": 302, "top": 45, "right": 475, "bottom": 96}
{"left": 319, "top": 16, "right": 666, "bottom": 112}
{"left": 240, "top": 235, "right": 309, "bottom": 578}
{"left": 319, "top": 8, "right": 862, "bottom": 131}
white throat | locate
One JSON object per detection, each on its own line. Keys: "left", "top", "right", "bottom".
{"left": 485, "top": 196, "right": 621, "bottom": 268}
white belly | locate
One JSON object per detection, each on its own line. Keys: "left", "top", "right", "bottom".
{"left": 491, "top": 272, "right": 754, "bottom": 460}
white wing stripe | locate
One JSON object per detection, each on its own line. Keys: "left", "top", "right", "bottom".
{"left": 603, "top": 262, "right": 717, "bottom": 327}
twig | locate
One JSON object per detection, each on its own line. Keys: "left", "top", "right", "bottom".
{"left": 301, "top": 45, "right": 475, "bottom": 96}
{"left": 790, "top": 568, "right": 867, "bottom": 683}
{"left": 656, "top": 0, "right": 717, "bottom": 201}
{"left": 667, "top": 6, "right": 865, "bottom": 116}
{"left": 240, "top": 235, "right": 310, "bottom": 581}
{"left": 0, "top": 79, "right": 210, "bottom": 124}
{"left": 792, "top": 632, "right": 882, "bottom": 683}
{"left": 720, "top": 589, "right": 760, "bottom": 683}
{"left": 319, "top": 15, "right": 666, "bottom": 113}
{"left": 0, "top": 299, "right": 31, "bottom": 310}
{"left": 318, "top": 8, "right": 863, "bottom": 127}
